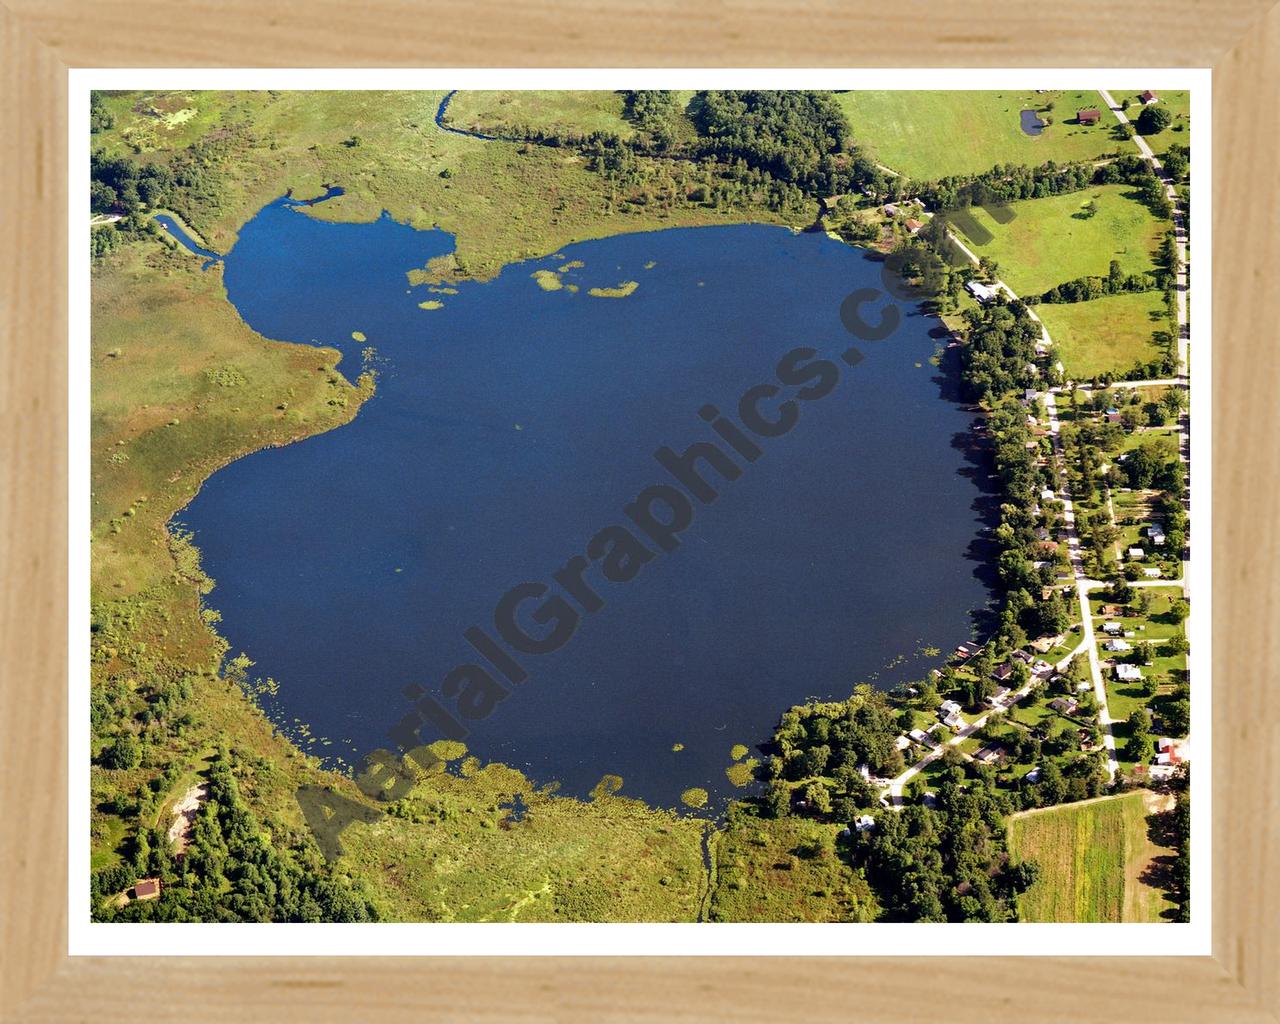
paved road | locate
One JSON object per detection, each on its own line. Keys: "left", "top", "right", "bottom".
{"left": 1098, "top": 90, "right": 1189, "bottom": 381}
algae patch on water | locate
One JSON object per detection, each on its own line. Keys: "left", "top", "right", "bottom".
{"left": 671, "top": 743, "right": 685, "bottom": 753}
{"left": 588, "top": 280, "right": 639, "bottom": 299}
{"left": 725, "top": 759, "right": 759, "bottom": 788}
{"left": 418, "top": 300, "right": 444, "bottom": 310}
{"left": 730, "top": 744, "right": 749, "bottom": 762}
{"left": 680, "top": 787, "right": 709, "bottom": 809}
{"left": 531, "top": 269, "right": 565, "bottom": 292}
{"left": 351, "top": 331, "right": 366, "bottom": 342}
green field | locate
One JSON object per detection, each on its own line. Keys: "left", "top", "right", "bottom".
{"left": 1008, "top": 792, "right": 1176, "bottom": 921}
{"left": 1036, "top": 290, "right": 1169, "bottom": 378}
{"left": 953, "top": 184, "right": 1163, "bottom": 297}
{"left": 838, "top": 90, "right": 1121, "bottom": 180}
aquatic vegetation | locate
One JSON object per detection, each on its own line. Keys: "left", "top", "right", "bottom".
{"left": 531, "top": 269, "right": 564, "bottom": 291}
{"left": 730, "top": 744, "right": 749, "bottom": 761}
{"left": 428, "top": 286, "right": 459, "bottom": 294}
{"left": 680, "top": 787, "right": 709, "bottom": 809}
{"left": 643, "top": 260, "right": 657, "bottom": 269}
{"left": 724, "top": 759, "right": 758, "bottom": 788}
{"left": 418, "top": 300, "right": 444, "bottom": 310}
{"left": 671, "top": 743, "right": 685, "bottom": 752}
{"left": 587, "top": 280, "right": 639, "bottom": 298}
{"left": 427, "top": 739, "right": 468, "bottom": 762}
{"left": 591, "top": 774, "right": 625, "bottom": 800}
{"left": 561, "top": 260, "right": 585, "bottom": 271}
{"left": 351, "top": 330, "right": 366, "bottom": 342}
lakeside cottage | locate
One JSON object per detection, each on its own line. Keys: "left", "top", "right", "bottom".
{"left": 965, "top": 280, "right": 998, "bottom": 303}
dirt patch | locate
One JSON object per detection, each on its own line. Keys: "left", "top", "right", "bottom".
{"left": 167, "top": 782, "right": 208, "bottom": 856}
{"left": 1142, "top": 789, "right": 1175, "bottom": 813}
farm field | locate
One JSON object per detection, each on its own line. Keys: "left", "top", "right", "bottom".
{"left": 953, "top": 184, "right": 1163, "bottom": 297}
{"left": 1008, "top": 791, "right": 1176, "bottom": 922}
{"left": 838, "top": 90, "right": 1120, "bottom": 180}
{"left": 1036, "top": 290, "right": 1169, "bottom": 378}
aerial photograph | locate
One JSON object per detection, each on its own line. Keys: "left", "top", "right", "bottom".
{"left": 88, "top": 87, "right": 1192, "bottom": 924}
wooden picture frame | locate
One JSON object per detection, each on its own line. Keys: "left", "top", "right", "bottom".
{"left": 2, "top": 2, "right": 1276, "bottom": 1019}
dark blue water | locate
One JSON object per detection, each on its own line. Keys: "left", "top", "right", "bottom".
{"left": 154, "top": 215, "right": 222, "bottom": 269}
{"left": 1020, "top": 109, "right": 1046, "bottom": 136}
{"left": 179, "top": 197, "right": 994, "bottom": 811}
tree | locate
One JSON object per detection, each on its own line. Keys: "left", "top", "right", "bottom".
{"left": 1169, "top": 598, "right": 1190, "bottom": 624}
{"left": 1136, "top": 105, "right": 1172, "bottom": 136}
{"left": 103, "top": 732, "right": 141, "bottom": 770}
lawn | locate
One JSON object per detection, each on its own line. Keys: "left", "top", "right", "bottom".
{"left": 1108, "top": 90, "right": 1191, "bottom": 156}
{"left": 838, "top": 90, "right": 1122, "bottom": 181}
{"left": 952, "top": 184, "right": 1163, "bottom": 297}
{"left": 1008, "top": 791, "right": 1175, "bottom": 921}
{"left": 1036, "top": 290, "right": 1170, "bottom": 379}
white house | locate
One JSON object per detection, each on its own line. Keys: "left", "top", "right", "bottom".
{"left": 1041, "top": 488, "right": 1056, "bottom": 501}
{"left": 1115, "top": 663, "right": 1143, "bottom": 682}
{"left": 1149, "top": 526, "right": 1167, "bottom": 545}
{"left": 1143, "top": 568, "right": 1162, "bottom": 578}
{"left": 854, "top": 814, "right": 877, "bottom": 832}
{"left": 1104, "top": 638, "right": 1131, "bottom": 652}
{"left": 1102, "top": 621, "right": 1123, "bottom": 634}
{"left": 1128, "top": 546, "right": 1145, "bottom": 560}
{"left": 939, "top": 699, "right": 962, "bottom": 717}
{"left": 965, "top": 280, "right": 998, "bottom": 303}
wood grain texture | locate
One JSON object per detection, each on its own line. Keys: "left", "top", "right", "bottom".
{"left": 1, "top": 0, "right": 1277, "bottom": 1020}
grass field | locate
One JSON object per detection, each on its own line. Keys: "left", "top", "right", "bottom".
{"left": 838, "top": 91, "right": 1121, "bottom": 180}
{"left": 953, "top": 184, "right": 1163, "bottom": 297}
{"left": 709, "top": 813, "right": 878, "bottom": 922}
{"left": 1036, "top": 290, "right": 1170, "bottom": 378}
{"left": 444, "top": 90, "right": 636, "bottom": 138}
{"left": 1008, "top": 791, "right": 1176, "bottom": 922}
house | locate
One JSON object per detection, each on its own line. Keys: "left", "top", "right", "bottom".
{"left": 1026, "top": 766, "right": 1042, "bottom": 783}
{"left": 854, "top": 814, "right": 877, "bottom": 832}
{"left": 1105, "top": 408, "right": 1122, "bottom": 424}
{"left": 1115, "top": 663, "right": 1144, "bottom": 682}
{"left": 1041, "top": 488, "right": 1056, "bottom": 501}
{"left": 1049, "top": 697, "right": 1079, "bottom": 715}
{"left": 1140, "top": 90, "right": 1159, "bottom": 105}
{"left": 1012, "top": 649, "right": 1034, "bottom": 666}
{"left": 1149, "top": 527, "right": 1167, "bottom": 545}
{"left": 939, "top": 699, "right": 962, "bottom": 717}
{"left": 882, "top": 202, "right": 900, "bottom": 217}
{"left": 1031, "top": 634, "right": 1064, "bottom": 654}
{"left": 1143, "top": 568, "right": 1162, "bottom": 578}
{"left": 1128, "top": 546, "right": 1145, "bottom": 560}
{"left": 1032, "top": 659, "right": 1053, "bottom": 676}
{"left": 993, "top": 663, "right": 1015, "bottom": 683}
{"left": 909, "top": 728, "right": 937, "bottom": 749}
{"left": 133, "top": 878, "right": 161, "bottom": 902}
{"left": 942, "top": 711, "right": 966, "bottom": 731}
{"left": 1104, "top": 638, "right": 1131, "bottom": 652}
{"left": 985, "top": 686, "right": 1012, "bottom": 708}
{"left": 973, "top": 744, "right": 1006, "bottom": 765}
{"left": 1100, "top": 604, "right": 1125, "bottom": 617}
{"left": 1102, "top": 620, "right": 1123, "bottom": 634}
{"left": 894, "top": 734, "right": 911, "bottom": 751}
{"left": 905, "top": 217, "right": 924, "bottom": 234}
{"left": 1034, "top": 526, "right": 1051, "bottom": 542}
{"left": 1077, "top": 108, "right": 1102, "bottom": 125}
{"left": 965, "top": 280, "right": 998, "bottom": 303}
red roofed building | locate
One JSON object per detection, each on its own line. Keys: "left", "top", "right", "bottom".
{"left": 1077, "top": 109, "right": 1101, "bottom": 125}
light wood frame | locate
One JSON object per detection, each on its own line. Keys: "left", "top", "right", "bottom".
{"left": 2, "top": 3, "right": 1276, "bottom": 1019}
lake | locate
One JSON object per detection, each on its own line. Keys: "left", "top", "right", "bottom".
{"left": 177, "top": 195, "right": 995, "bottom": 811}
